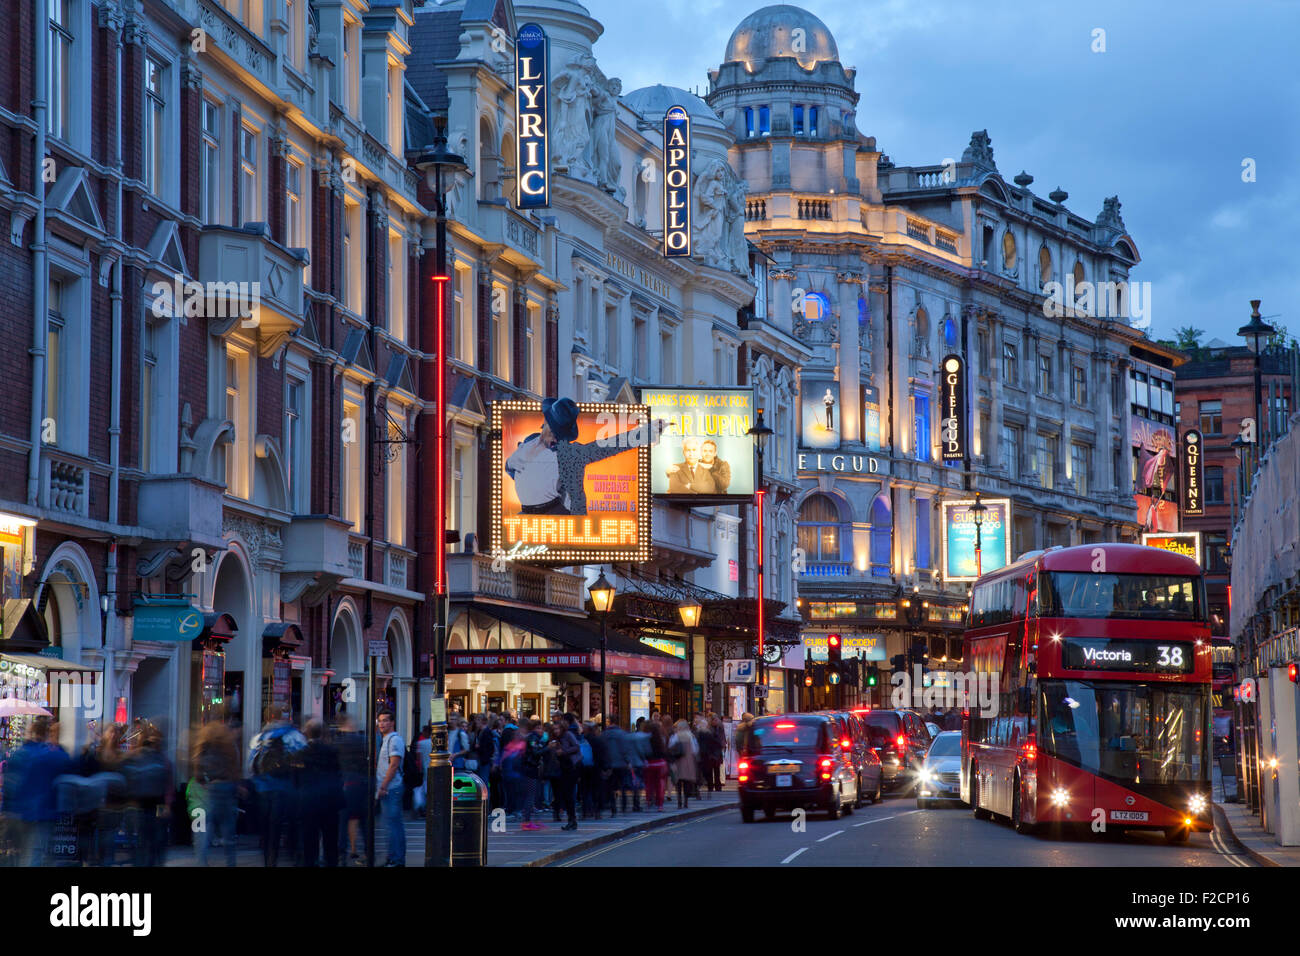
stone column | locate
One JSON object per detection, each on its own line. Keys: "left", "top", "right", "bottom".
{"left": 1096, "top": 350, "right": 1115, "bottom": 494}
{"left": 988, "top": 313, "right": 1004, "bottom": 472}
{"left": 770, "top": 267, "right": 794, "bottom": 331}
{"left": 837, "top": 271, "right": 863, "bottom": 444}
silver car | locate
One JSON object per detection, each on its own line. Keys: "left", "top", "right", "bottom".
{"left": 916, "top": 731, "right": 963, "bottom": 808}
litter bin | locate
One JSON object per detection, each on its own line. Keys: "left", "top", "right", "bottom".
{"left": 451, "top": 771, "right": 488, "bottom": 866}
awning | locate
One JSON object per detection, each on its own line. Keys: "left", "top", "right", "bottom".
{"left": 463, "top": 603, "right": 688, "bottom": 680}
{"left": 0, "top": 652, "right": 100, "bottom": 673}
{"left": 262, "top": 622, "right": 304, "bottom": 656}
{"left": 199, "top": 612, "right": 238, "bottom": 643}
{"left": 0, "top": 599, "right": 49, "bottom": 652}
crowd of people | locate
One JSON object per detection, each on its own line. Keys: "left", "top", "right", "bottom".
{"left": 0, "top": 706, "right": 742, "bottom": 866}
{"left": 444, "top": 710, "right": 730, "bottom": 831}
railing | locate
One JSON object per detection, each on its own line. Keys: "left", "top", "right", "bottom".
{"left": 45, "top": 454, "right": 87, "bottom": 516}
{"left": 796, "top": 199, "right": 830, "bottom": 220}
{"left": 450, "top": 554, "right": 585, "bottom": 612}
{"left": 347, "top": 539, "right": 365, "bottom": 579}
{"left": 794, "top": 316, "right": 838, "bottom": 345}
{"left": 906, "top": 218, "right": 930, "bottom": 242}
{"left": 386, "top": 550, "right": 408, "bottom": 590}
{"left": 800, "top": 562, "right": 853, "bottom": 577}
{"left": 935, "top": 231, "right": 958, "bottom": 253}
{"left": 745, "top": 199, "right": 767, "bottom": 220}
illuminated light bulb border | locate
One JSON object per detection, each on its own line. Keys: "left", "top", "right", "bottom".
{"left": 491, "top": 400, "right": 653, "bottom": 565}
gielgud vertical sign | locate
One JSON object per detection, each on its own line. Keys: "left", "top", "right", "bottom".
{"left": 1181, "top": 429, "right": 1203, "bottom": 517}
{"left": 663, "top": 106, "right": 691, "bottom": 257}
{"left": 939, "top": 353, "right": 966, "bottom": 462}
{"left": 515, "top": 23, "right": 549, "bottom": 209}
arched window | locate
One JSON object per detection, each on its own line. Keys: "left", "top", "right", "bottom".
{"left": 913, "top": 306, "right": 930, "bottom": 357}
{"left": 478, "top": 117, "right": 498, "bottom": 200}
{"left": 499, "top": 132, "right": 516, "bottom": 205}
{"left": 1039, "top": 246, "right": 1052, "bottom": 288}
{"left": 943, "top": 315, "right": 958, "bottom": 350}
{"left": 1002, "top": 230, "right": 1017, "bottom": 270}
{"left": 1073, "top": 260, "right": 1085, "bottom": 287}
{"left": 797, "top": 494, "right": 842, "bottom": 562}
{"left": 802, "top": 291, "right": 831, "bottom": 321}
{"left": 869, "top": 493, "right": 892, "bottom": 576}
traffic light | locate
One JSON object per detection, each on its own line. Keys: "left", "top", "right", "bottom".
{"left": 866, "top": 666, "right": 879, "bottom": 687}
{"left": 804, "top": 671, "right": 814, "bottom": 687}
{"left": 1289, "top": 662, "right": 1298, "bottom": 684}
{"left": 891, "top": 654, "right": 907, "bottom": 673}
{"left": 827, "top": 634, "right": 842, "bottom": 665}
{"left": 828, "top": 665, "right": 841, "bottom": 685}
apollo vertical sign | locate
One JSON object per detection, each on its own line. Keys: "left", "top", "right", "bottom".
{"left": 515, "top": 23, "right": 549, "bottom": 208}
{"left": 1181, "top": 429, "right": 1203, "bottom": 516}
{"left": 662, "top": 106, "right": 691, "bottom": 257}
{"left": 939, "top": 354, "right": 966, "bottom": 462}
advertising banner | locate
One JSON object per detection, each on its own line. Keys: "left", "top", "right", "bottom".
{"left": 942, "top": 498, "right": 1012, "bottom": 582}
{"left": 640, "top": 387, "right": 754, "bottom": 500}
{"left": 492, "top": 399, "right": 652, "bottom": 564}
{"left": 803, "top": 634, "right": 887, "bottom": 661}
{"left": 514, "top": 23, "right": 549, "bottom": 208}
{"left": 1181, "top": 429, "right": 1203, "bottom": 517}
{"left": 662, "top": 106, "right": 691, "bottom": 257}
{"left": 1142, "top": 531, "right": 1203, "bottom": 566}
{"left": 861, "top": 384, "right": 880, "bottom": 452}
{"left": 800, "top": 377, "right": 840, "bottom": 449}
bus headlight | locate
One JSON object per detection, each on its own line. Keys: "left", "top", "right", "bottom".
{"left": 1188, "top": 793, "right": 1207, "bottom": 816}
{"left": 1051, "top": 788, "right": 1070, "bottom": 807}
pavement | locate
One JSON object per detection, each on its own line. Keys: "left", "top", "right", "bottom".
{"left": 1211, "top": 766, "right": 1300, "bottom": 867}
{"left": 161, "top": 786, "right": 738, "bottom": 868}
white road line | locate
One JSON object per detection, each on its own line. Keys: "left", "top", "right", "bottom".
{"left": 817, "top": 829, "right": 844, "bottom": 843}
{"left": 780, "top": 847, "right": 809, "bottom": 865}
{"left": 852, "top": 809, "right": 919, "bottom": 828}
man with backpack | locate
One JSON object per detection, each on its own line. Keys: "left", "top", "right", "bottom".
{"left": 519, "top": 720, "right": 547, "bottom": 830}
{"left": 123, "top": 726, "right": 173, "bottom": 866}
{"left": 375, "top": 710, "right": 406, "bottom": 866}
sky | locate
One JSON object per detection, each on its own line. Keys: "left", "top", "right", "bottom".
{"left": 579, "top": 0, "right": 1300, "bottom": 346}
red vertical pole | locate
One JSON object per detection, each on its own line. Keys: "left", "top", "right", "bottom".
{"left": 756, "top": 487, "right": 766, "bottom": 710}
{"left": 432, "top": 275, "right": 449, "bottom": 602}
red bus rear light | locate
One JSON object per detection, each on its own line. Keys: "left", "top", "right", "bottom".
{"left": 841, "top": 737, "right": 852, "bottom": 749}
{"left": 897, "top": 735, "right": 906, "bottom": 750}
{"left": 1022, "top": 734, "right": 1037, "bottom": 761}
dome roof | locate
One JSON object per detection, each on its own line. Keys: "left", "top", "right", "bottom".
{"left": 724, "top": 4, "right": 839, "bottom": 71}
{"left": 622, "top": 84, "right": 724, "bottom": 129}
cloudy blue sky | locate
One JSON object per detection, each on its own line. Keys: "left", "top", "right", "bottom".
{"left": 583, "top": 0, "right": 1299, "bottom": 346}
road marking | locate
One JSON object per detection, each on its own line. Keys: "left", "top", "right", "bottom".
{"left": 780, "top": 847, "right": 808, "bottom": 865}
{"left": 1209, "top": 829, "right": 1253, "bottom": 867}
{"left": 852, "top": 810, "right": 919, "bottom": 828}
{"left": 558, "top": 830, "right": 654, "bottom": 866}
{"left": 817, "top": 829, "right": 844, "bottom": 843}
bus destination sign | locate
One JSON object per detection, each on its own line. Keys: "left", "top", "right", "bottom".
{"left": 1061, "top": 638, "right": 1195, "bottom": 674}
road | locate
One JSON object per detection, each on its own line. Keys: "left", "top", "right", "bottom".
{"left": 558, "top": 793, "right": 1259, "bottom": 867}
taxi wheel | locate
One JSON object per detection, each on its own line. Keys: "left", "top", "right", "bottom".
{"left": 827, "top": 789, "right": 842, "bottom": 820}
{"left": 1012, "top": 779, "right": 1035, "bottom": 835}
{"left": 871, "top": 779, "right": 883, "bottom": 804}
{"left": 854, "top": 775, "right": 865, "bottom": 808}
{"left": 971, "top": 770, "right": 991, "bottom": 820}
{"left": 763, "top": 806, "right": 776, "bottom": 821}
{"left": 740, "top": 803, "right": 755, "bottom": 824}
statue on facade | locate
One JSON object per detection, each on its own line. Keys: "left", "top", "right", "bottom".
{"left": 723, "top": 169, "right": 749, "bottom": 274}
{"left": 962, "top": 129, "right": 995, "bottom": 169}
{"left": 590, "top": 77, "right": 623, "bottom": 194}
{"left": 693, "top": 159, "right": 730, "bottom": 269}
{"left": 444, "top": 129, "right": 471, "bottom": 219}
{"left": 551, "top": 55, "right": 596, "bottom": 179}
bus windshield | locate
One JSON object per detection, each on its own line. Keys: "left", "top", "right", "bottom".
{"left": 1039, "top": 680, "right": 1208, "bottom": 784}
{"left": 1038, "top": 572, "right": 1203, "bottom": 621}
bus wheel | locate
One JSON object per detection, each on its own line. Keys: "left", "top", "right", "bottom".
{"left": 1165, "top": 827, "right": 1190, "bottom": 844}
{"left": 971, "top": 769, "right": 991, "bottom": 820}
{"left": 1012, "top": 778, "right": 1035, "bottom": 835}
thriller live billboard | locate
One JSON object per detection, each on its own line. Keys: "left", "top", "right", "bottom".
{"left": 640, "top": 387, "right": 754, "bottom": 502}
{"left": 491, "top": 401, "right": 651, "bottom": 565}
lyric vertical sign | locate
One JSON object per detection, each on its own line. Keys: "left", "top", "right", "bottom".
{"left": 663, "top": 105, "right": 691, "bottom": 257}
{"left": 939, "top": 353, "right": 966, "bottom": 462}
{"left": 515, "top": 23, "right": 549, "bottom": 209}
{"left": 1181, "top": 429, "right": 1203, "bottom": 516}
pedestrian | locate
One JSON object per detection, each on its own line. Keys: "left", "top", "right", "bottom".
{"left": 734, "top": 712, "right": 756, "bottom": 757}
{"left": 520, "top": 720, "right": 547, "bottom": 830}
{"left": 299, "top": 719, "right": 342, "bottom": 866}
{"left": 473, "top": 714, "right": 498, "bottom": 795}
{"left": 121, "top": 725, "right": 173, "bottom": 866}
{"left": 540, "top": 722, "right": 563, "bottom": 820}
{"left": 2, "top": 716, "right": 72, "bottom": 866}
{"left": 644, "top": 720, "right": 669, "bottom": 811}
{"left": 333, "top": 715, "right": 367, "bottom": 865}
{"left": 501, "top": 727, "right": 527, "bottom": 819}
{"left": 249, "top": 717, "right": 303, "bottom": 867}
{"left": 550, "top": 714, "right": 581, "bottom": 830}
{"left": 622, "top": 719, "right": 648, "bottom": 812}
{"left": 669, "top": 720, "right": 699, "bottom": 809}
{"left": 577, "top": 722, "right": 599, "bottom": 819}
{"left": 412, "top": 724, "right": 433, "bottom": 816}
{"left": 447, "top": 716, "right": 471, "bottom": 772}
{"left": 374, "top": 710, "right": 405, "bottom": 866}
{"left": 191, "top": 721, "right": 239, "bottom": 867}
{"left": 602, "top": 723, "right": 629, "bottom": 816}
{"left": 699, "top": 715, "right": 724, "bottom": 793}
{"left": 81, "top": 723, "right": 127, "bottom": 865}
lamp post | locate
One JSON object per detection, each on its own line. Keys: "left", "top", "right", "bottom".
{"left": 1238, "top": 299, "right": 1275, "bottom": 454}
{"left": 678, "top": 597, "right": 702, "bottom": 714}
{"left": 589, "top": 571, "right": 616, "bottom": 730}
{"left": 969, "top": 490, "right": 987, "bottom": 578}
{"left": 747, "top": 408, "right": 774, "bottom": 715}
{"left": 414, "top": 120, "right": 467, "bottom": 868}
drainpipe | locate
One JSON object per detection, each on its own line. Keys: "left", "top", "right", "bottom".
{"left": 28, "top": 0, "right": 49, "bottom": 506}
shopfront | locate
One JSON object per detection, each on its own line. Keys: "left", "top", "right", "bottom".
{"left": 0, "top": 652, "right": 102, "bottom": 758}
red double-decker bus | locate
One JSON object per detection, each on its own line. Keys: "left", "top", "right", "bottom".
{"left": 959, "top": 543, "right": 1213, "bottom": 842}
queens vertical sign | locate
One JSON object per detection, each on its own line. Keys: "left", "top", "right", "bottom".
{"left": 939, "top": 354, "right": 966, "bottom": 462}
{"left": 515, "top": 23, "right": 549, "bottom": 209}
{"left": 662, "top": 106, "right": 691, "bottom": 257}
{"left": 1181, "top": 429, "right": 1203, "bottom": 516}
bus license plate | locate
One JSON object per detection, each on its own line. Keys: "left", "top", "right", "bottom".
{"left": 1111, "top": 810, "right": 1148, "bottom": 822}
{"left": 776, "top": 775, "right": 792, "bottom": 787}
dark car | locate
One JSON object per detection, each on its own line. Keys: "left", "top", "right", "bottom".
{"left": 827, "top": 711, "right": 883, "bottom": 806}
{"left": 737, "top": 714, "right": 859, "bottom": 822}
{"left": 861, "top": 709, "right": 932, "bottom": 792}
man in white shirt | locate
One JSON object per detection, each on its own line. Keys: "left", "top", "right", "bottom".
{"left": 376, "top": 711, "right": 405, "bottom": 866}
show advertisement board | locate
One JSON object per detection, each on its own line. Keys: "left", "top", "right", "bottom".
{"left": 1142, "top": 531, "right": 1203, "bottom": 567}
{"left": 640, "top": 387, "right": 754, "bottom": 501}
{"left": 800, "top": 376, "right": 840, "bottom": 449}
{"left": 941, "top": 498, "right": 1012, "bottom": 582}
{"left": 491, "top": 400, "right": 651, "bottom": 564}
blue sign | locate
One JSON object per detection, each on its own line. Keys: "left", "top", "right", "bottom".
{"left": 132, "top": 601, "right": 204, "bottom": 642}
{"left": 942, "top": 499, "right": 1011, "bottom": 581}
{"left": 515, "top": 24, "right": 549, "bottom": 208}
{"left": 662, "top": 106, "right": 691, "bottom": 257}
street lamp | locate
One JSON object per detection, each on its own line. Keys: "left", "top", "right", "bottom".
{"left": 414, "top": 118, "right": 467, "bottom": 869}
{"left": 747, "top": 408, "right": 774, "bottom": 714}
{"left": 969, "top": 490, "right": 988, "bottom": 578}
{"left": 1238, "top": 299, "right": 1275, "bottom": 452}
{"left": 678, "top": 597, "right": 702, "bottom": 714}
{"left": 589, "top": 571, "right": 616, "bottom": 730}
